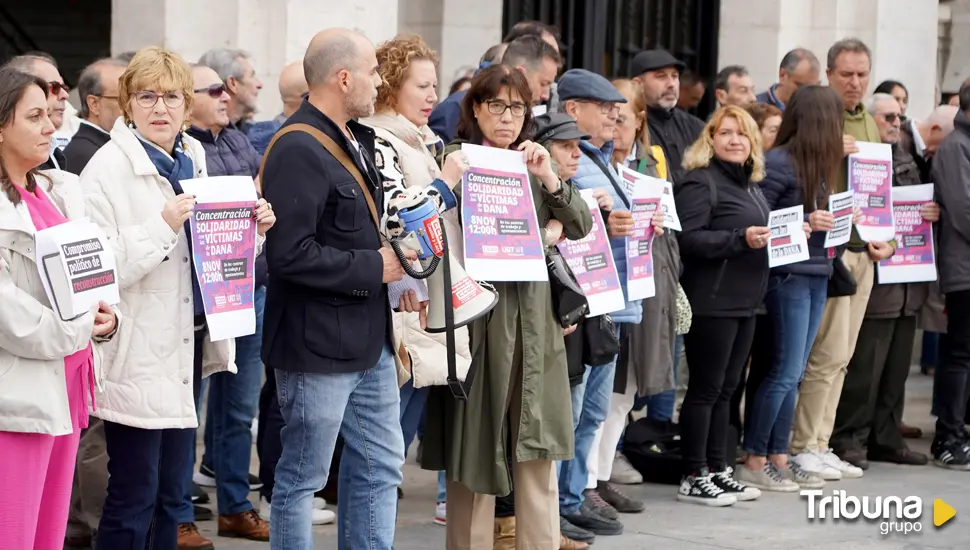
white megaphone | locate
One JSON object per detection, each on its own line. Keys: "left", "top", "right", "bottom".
{"left": 388, "top": 191, "right": 497, "bottom": 334}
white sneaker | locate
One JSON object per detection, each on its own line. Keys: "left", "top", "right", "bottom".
{"left": 820, "top": 448, "right": 864, "bottom": 479}
{"left": 734, "top": 463, "right": 798, "bottom": 492}
{"left": 782, "top": 460, "right": 826, "bottom": 489}
{"left": 792, "top": 451, "right": 842, "bottom": 481}
{"left": 261, "top": 496, "right": 336, "bottom": 525}
{"left": 251, "top": 418, "right": 259, "bottom": 442}
{"left": 313, "top": 496, "right": 327, "bottom": 510}
{"left": 433, "top": 501, "right": 446, "bottom": 526}
{"left": 609, "top": 452, "right": 643, "bottom": 485}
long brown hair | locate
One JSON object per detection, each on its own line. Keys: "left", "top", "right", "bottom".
{"left": 773, "top": 85, "right": 843, "bottom": 209}
{"left": 0, "top": 67, "right": 53, "bottom": 205}
{"left": 456, "top": 65, "right": 534, "bottom": 146}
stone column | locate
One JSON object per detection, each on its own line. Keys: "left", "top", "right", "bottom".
{"left": 718, "top": 0, "right": 940, "bottom": 119}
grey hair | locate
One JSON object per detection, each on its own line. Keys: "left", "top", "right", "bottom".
{"left": 304, "top": 33, "right": 359, "bottom": 86}
{"left": 827, "top": 38, "right": 871, "bottom": 71}
{"left": 4, "top": 53, "right": 56, "bottom": 74}
{"left": 77, "top": 58, "right": 128, "bottom": 119}
{"left": 198, "top": 48, "right": 253, "bottom": 83}
{"left": 866, "top": 93, "right": 897, "bottom": 116}
{"left": 779, "top": 48, "right": 819, "bottom": 75}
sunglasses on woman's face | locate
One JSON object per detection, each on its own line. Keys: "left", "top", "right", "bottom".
{"left": 48, "top": 81, "right": 69, "bottom": 95}
{"left": 194, "top": 83, "right": 227, "bottom": 99}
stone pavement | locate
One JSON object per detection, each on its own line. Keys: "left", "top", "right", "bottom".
{"left": 206, "top": 366, "right": 970, "bottom": 549}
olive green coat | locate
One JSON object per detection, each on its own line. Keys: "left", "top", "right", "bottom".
{"left": 419, "top": 141, "right": 593, "bottom": 497}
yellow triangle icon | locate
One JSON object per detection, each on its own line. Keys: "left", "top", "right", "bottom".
{"left": 934, "top": 499, "right": 956, "bottom": 527}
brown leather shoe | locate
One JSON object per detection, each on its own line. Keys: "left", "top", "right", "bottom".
{"left": 900, "top": 423, "right": 923, "bottom": 439}
{"left": 559, "top": 534, "right": 590, "bottom": 549}
{"left": 493, "top": 516, "right": 515, "bottom": 550}
{"left": 218, "top": 509, "right": 270, "bottom": 541}
{"left": 177, "top": 523, "right": 214, "bottom": 550}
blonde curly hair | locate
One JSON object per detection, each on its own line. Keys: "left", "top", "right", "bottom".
{"left": 683, "top": 105, "right": 765, "bottom": 182}
{"left": 375, "top": 34, "right": 439, "bottom": 113}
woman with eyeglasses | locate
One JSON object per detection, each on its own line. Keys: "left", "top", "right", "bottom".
{"left": 421, "top": 65, "right": 592, "bottom": 548}
{"left": 78, "top": 46, "right": 273, "bottom": 549}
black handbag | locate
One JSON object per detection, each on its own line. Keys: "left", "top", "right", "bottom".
{"left": 547, "top": 248, "right": 589, "bottom": 328}
{"left": 828, "top": 250, "right": 857, "bottom": 298}
{"left": 582, "top": 314, "right": 620, "bottom": 367}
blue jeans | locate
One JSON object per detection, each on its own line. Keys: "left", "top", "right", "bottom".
{"left": 270, "top": 345, "right": 405, "bottom": 550}
{"left": 559, "top": 356, "right": 616, "bottom": 514}
{"left": 399, "top": 378, "right": 430, "bottom": 453}
{"left": 744, "top": 274, "right": 827, "bottom": 456}
{"left": 436, "top": 471, "right": 446, "bottom": 503}
{"left": 199, "top": 285, "right": 266, "bottom": 514}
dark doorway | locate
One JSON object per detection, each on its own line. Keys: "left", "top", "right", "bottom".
{"left": 503, "top": 0, "right": 720, "bottom": 118}
{"left": 0, "top": 0, "right": 112, "bottom": 86}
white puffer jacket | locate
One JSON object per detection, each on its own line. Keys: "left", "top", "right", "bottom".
{"left": 362, "top": 112, "right": 472, "bottom": 388}
{"left": 79, "top": 119, "right": 240, "bottom": 430}
{"left": 0, "top": 169, "right": 112, "bottom": 436}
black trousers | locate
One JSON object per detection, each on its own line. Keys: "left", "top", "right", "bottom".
{"left": 728, "top": 313, "right": 773, "bottom": 448}
{"left": 935, "top": 290, "right": 970, "bottom": 442}
{"left": 95, "top": 327, "right": 203, "bottom": 550}
{"left": 831, "top": 316, "right": 917, "bottom": 454}
{"left": 681, "top": 316, "right": 757, "bottom": 475}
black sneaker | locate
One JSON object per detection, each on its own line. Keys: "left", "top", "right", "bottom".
{"left": 559, "top": 516, "right": 595, "bottom": 544}
{"left": 562, "top": 499, "right": 624, "bottom": 536}
{"left": 596, "top": 480, "right": 644, "bottom": 513}
{"left": 582, "top": 488, "right": 619, "bottom": 520}
{"left": 677, "top": 470, "right": 737, "bottom": 507}
{"left": 932, "top": 438, "right": 970, "bottom": 471}
{"left": 711, "top": 466, "right": 761, "bottom": 501}
{"left": 193, "top": 463, "right": 264, "bottom": 490}
{"left": 194, "top": 504, "right": 213, "bottom": 521}
{"left": 191, "top": 482, "right": 210, "bottom": 504}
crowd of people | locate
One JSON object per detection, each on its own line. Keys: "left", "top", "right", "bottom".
{"left": 0, "top": 17, "right": 969, "bottom": 550}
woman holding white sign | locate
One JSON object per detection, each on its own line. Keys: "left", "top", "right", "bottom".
{"left": 0, "top": 68, "right": 118, "bottom": 550}
{"left": 420, "top": 65, "right": 593, "bottom": 548}
{"left": 739, "top": 86, "right": 845, "bottom": 491}
{"left": 79, "top": 47, "right": 273, "bottom": 548}
{"left": 674, "top": 105, "right": 769, "bottom": 507}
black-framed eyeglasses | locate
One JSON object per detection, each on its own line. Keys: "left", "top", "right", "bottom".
{"left": 486, "top": 100, "right": 527, "bottom": 117}
{"left": 575, "top": 99, "right": 619, "bottom": 115}
{"left": 48, "top": 81, "right": 69, "bottom": 95}
{"left": 194, "top": 83, "right": 227, "bottom": 99}
{"left": 134, "top": 90, "right": 185, "bottom": 109}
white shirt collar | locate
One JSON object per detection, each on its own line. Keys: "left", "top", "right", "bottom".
{"left": 911, "top": 119, "right": 927, "bottom": 158}
{"left": 80, "top": 119, "right": 111, "bottom": 136}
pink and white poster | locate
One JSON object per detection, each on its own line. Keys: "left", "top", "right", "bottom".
{"left": 849, "top": 142, "right": 895, "bottom": 242}
{"left": 181, "top": 176, "right": 258, "bottom": 341}
{"left": 557, "top": 189, "right": 625, "bottom": 316}
{"left": 460, "top": 143, "right": 546, "bottom": 281}
{"left": 877, "top": 183, "right": 937, "bottom": 284}
{"left": 626, "top": 177, "right": 664, "bottom": 300}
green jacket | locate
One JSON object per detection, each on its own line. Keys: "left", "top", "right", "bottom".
{"left": 419, "top": 141, "right": 593, "bottom": 496}
{"left": 840, "top": 104, "right": 881, "bottom": 248}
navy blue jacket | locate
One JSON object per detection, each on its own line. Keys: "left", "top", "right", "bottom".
{"left": 760, "top": 147, "right": 833, "bottom": 278}
{"left": 428, "top": 90, "right": 466, "bottom": 144}
{"left": 260, "top": 101, "right": 391, "bottom": 374}
{"left": 186, "top": 124, "right": 269, "bottom": 287}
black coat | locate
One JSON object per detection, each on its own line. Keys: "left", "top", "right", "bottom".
{"left": 261, "top": 101, "right": 391, "bottom": 374}
{"left": 933, "top": 111, "right": 970, "bottom": 295}
{"left": 760, "top": 147, "right": 833, "bottom": 278}
{"left": 675, "top": 159, "right": 770, "bottom": 317}
{"left": 646, "top": 106, "right": 705, "bottom": 186}
{"left": 63, "top": 122, "right": 111, "bottom": 175}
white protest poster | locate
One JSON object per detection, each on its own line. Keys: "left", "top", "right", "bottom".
{"left": 824, "top": 190, "right": 855, "bottom": 248}
{"left": 460, "top": 143, "right": 547, "bottom": 281}
{"left": 618, "top": 166, "right": 681, "bottom": 231}
{"left": 877, "top": 184, "right": 937, "bottom": 284}
{"left": 35, "top": 220, "right": 120, "bottom": 321}
{"left": 849, "top": 142, "right": 895, "bottom": 242}
{"left": 768, "top": 205, "right": 810, "bottom": 268}
{"left": 181, "top": 176, "right": 258, "bottom": 341}
{"left": 626, "top": 176, "right": 664, "bottom": 300}
{"left": 557, "top": 190, "right": 626, "bottom": 316}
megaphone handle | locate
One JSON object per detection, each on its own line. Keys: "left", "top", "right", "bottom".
{"left": 390, "top": 240, "right": 441, "bottom": 280}
{"left": 441, "top": 228, "right": 467, "bottom": 401}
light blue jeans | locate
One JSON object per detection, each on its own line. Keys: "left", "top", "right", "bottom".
{"left": 559, "top": 354, "right": 617, "bottom": 514}
{"left": 270, "top": 345, "right": 405, "bottom": 550}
